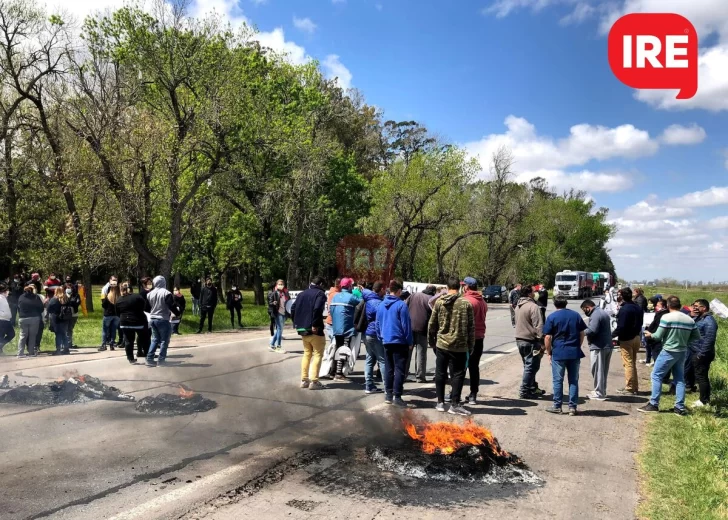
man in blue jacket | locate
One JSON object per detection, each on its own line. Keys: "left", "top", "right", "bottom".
{"left": 363, "top": 281, "right": 387, "bottom": 394}
{"left": 376, "top": 280, "right": 413, "bottom": 407}
{"left": 690, "top": 299, "right": 718, "bottom": 407}
{"left": 291, "top": 276, "right": 328, "bottom": 390}
{"left": 329, "top": 277, "right": 361, "bottom": 380}
{"left": 611, "top": 287, "right": 643, "bottom": 395}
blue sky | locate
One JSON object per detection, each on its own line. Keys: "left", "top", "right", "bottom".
{"left": 67, "top": 0, "right": 728, "bottom": 282}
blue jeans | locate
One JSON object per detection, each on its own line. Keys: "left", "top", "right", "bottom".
{"left": 552, "top": 358, "right": 580, "bottom": 409}
{"left": 102, "top": 316, "right": 120, "bottom": 345}
{"left": 52, "top": 318, "right": 69, "bottom": 351}
{"left": 650, "top": 349, "right": 686, "bottom": 410}
{"left": 147, "top": 319, "right": 172, "bottom": 364}
{"left": 270, "top": 314, "right": 285, "bottom": 347}
{"left": 364, "top": 335, "right": 388, "bottom": 388}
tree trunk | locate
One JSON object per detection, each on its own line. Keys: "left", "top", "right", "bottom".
{"left": 286, "top": 198, "right": 306, "bottom": 289}
{"left": 82, "top": 265, "right": 94, "bottom": 312}
{"left": 252, "top": 268, "right": 264, "bottom": 306}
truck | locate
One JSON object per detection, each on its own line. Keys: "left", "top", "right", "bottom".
{"left": 554, "top": 270, "right": 592, "bottom": 299}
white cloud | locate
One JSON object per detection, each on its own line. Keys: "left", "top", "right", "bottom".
{"left": 559, "top": 2, "right": 595, "bottom": 25}
{"left": 622, "top": 200, "right": 694, "bottom": 219}
{"left": 659, "top": 124, "right": 707, "bottom": 145}
{"left": 483, "top": 0, "right": 569, "bottom": 18}
{"left": 708, "top": 242, "right": 725, "bottom": 251}
{"left": 514, "top": 169, "right": 632, "bottom": 193}
{"left": 293, "top": 16, "right": 317, "bottom": 34}
{"left": 322, "top": 54, "right": 353, "bottom": 90}
{"left": 723, "top": 149, "right": 728, "bottom": 170}
{"left": 707, "top": 216, "right": 728, "bottom": 229}
{"left": 464, "top": 116, "right": 660, "bottom": 174}
{"left": 251, "top": 0, "right": 268, "bottom": 5}
{"left": 668, "top": 187, "right": 728, "bottom": 208}
{"left": 254, "top": 27, "right": 308, "bottom": 64}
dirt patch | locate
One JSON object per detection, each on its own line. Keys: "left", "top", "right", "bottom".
{"left": 135, "top": 393, "right": 217, "bottom": 416}
{"left": 285, "top": 499, "right": 322, "bottom": 512}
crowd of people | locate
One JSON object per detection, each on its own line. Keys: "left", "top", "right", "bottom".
{"left": 287, "top": 276, "right": 719, "bottom": 417}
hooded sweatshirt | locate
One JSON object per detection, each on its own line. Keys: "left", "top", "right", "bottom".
{"left": 515, "top": 297, "right": 543, "bottom": 342}
{"left": 463, "top": 289, "right": 487, "bottom": 339}
{"left": 428, "top": 293, "right": 474, "bottom": 353}
{"left": 375, "top": 294, "right": 413, "bottom": 345}
{"left": 330, "top": 288, "right": 360, "bottom": 338}
{"left": 363, "top": 289, "right": 384, "bottom": 337}
{"left": 147, "top": 276, "right": 179, "bottom": 321}
{"left": 407, "top": 291, "right": 433, "bottom": 333}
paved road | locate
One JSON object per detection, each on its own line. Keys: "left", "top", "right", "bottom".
{"left": 0, "top": 301, "right": 547, "bottom": 520}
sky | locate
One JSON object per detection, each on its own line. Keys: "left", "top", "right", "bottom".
{"left": 56, "top": 0, "right": 728, "bottom": 282}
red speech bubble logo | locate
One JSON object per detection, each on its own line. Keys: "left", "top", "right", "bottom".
{"left": 608, "top": 13, "right": 698, "bottom": 100}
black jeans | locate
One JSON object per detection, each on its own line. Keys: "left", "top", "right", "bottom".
{"left": 517, "top": 340, "right": 542, "bottom": 396}
{"left": 138, "top": 326, "right": 151, "bottom": 357}
{"left": 199, "top": 308, "right": 215, "bottom": 332}
{"left": 0, "top": 320, "right": 15, "bottom": 351}
{"left": 384, "top": 344, "right": 409, "bottom": 398}
{"left": 694, "top": 352, "right": 715, "bottom": 403}
{"left": 121, "top": 328, "right": 143, "bottom": 362}
{"left": 435, "top": 348, "right": 468, "bottom": 404}
{"left": 468, "top": 338, "right": 485, "bottom": 395}
{"left": 229, "top": 305, "right": 242, "bottom": 327}
{"left": 684, "top": 350, "right": 696, "bottom": 389}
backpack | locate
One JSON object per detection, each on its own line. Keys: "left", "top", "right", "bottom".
{"left": 353, "top": 300, "right": 368, "bottom": 333}
{"left": 59, "top": 304, "right": 73, "bottom": 321}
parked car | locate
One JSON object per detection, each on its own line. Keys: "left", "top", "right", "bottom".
{"left": 482, "top": 285, "right": 508, "bottom": 303}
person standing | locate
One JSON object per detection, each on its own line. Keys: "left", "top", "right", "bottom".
{"left": 0, "top": 283, "right": 14, "bottom": 355}
{"left": 543, "top": 295, "right": 587, "bottom": 415}
{"left": 689, "top": 299, "right": 718, "bottom": 407}
{"left": 197, "top": 279, "right": 218, "bottom": 334}
{"left": 171, "top": 287, "right": 186, "bottom": 335}
{"left": 535, "top": 282, "right": 548, "bottom": 325}
{"left": 640, "top": 296, "right": 701, "bottom": 416}
{"left": 644, "top": 299, "right": 669, "bottom": 366}
{"left": 29, "top": 273, "right": 42, "bottom": 295}
{"left": 363, "top": 281, "right": 387, "bottom": 394}
{"left": 146, "top": 276, "right": 180, "bottom": 367}
{"left": 47, "top": 287, "right": 72, "bottom": 355}
{"left": 191, "top": 279, "right": 202, "bottom": 317}
{"left": 509, "top": 284, "right": 521, "bottom": 328}
{"left": 328, "top": 278, "right": 360, "bottom": 377}
{"left": 267, "top": 279, "right": 289, "bottom": 353}
{"left": 376, "top": 280, "right": 413, "bottom": 407}
{"left": 226, "top": 284, "right": 243, "bottom": 329}
{"left": 633, "top": 288, "right": 648, "bottom": 313}
{"left": 324, "top": 278, "right": 341, "bottom": 343}
{"left": 137, "top": 277, "right": 153, "bottom": 359}
{"left": 117, "top": 282, "right": 148, "bottom": 364}
{"left": 462, "top": 277, "right": 488, "bottom": 405}
{"left": 515, "top": 285, "right": 545, "bottom": 399}
{"left": 612, "top": 287, "right": 643, "bottom": 395}
{"left": 9, "top": 274, "right": 23, "bottom": 326}
{"left": 100, "top": 282, "right": 121, "bottom": 351}
{"left": 291, "top": 276, "right": 327, "bottom": 390}
{"left": 65, "top": 283, "right": 81, "bottom": 349}
{"left": 406, "top": 285, "right": 436, "bottom": 383}
{"left": 16, "top": 284, "right": 44, "bottom": 357}
{"left": 581, "top": 299, "right": 613, "bottom": 401}
{"left": 44, "top": 273, "right": 62, "bottom": 300}
{"left": 428, "top": 276, "right": 475, "bottom": 416}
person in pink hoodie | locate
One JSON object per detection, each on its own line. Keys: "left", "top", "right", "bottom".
{"left": 462, "top": 277, "right": 488, "bottom": 404}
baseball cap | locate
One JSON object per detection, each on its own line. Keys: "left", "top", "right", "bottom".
{"left": 340, "top": 277, "right": 354, "bottom": 289}
{"left": 463, "top": 277, "right": 477, "bottom": 286}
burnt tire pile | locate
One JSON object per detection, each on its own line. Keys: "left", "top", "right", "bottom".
{"left": 135, "top": 393, "right": 217, "bottom": 416}
{"left": 0, "top": 375, "right": 135, "bottom": 405}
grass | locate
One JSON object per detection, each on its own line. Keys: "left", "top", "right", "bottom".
{"left": 1, "top": 288, "right": 271, "bottom": 354}
{"left": 637, "top": 287, "right": 728, "bottom": 520}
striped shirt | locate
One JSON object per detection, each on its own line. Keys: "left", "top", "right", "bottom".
{"left": 651, "top": 311, "right": 701, "bottom": 352}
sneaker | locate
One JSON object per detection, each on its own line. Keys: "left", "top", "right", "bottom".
{"left": 195, "top": 331, "right": 202, "bottom": 334}
{"left": 17, "top": 354, "right": 28, "bottom": 359}
{"left": 544, "top": 406, "right": 562, "bottom": 415}
{"left": 617, "top": 388, "right": 637, "bottom": 395}
{"left": 692, "top": 400, "right": 706, "bottom": 408}
{"left": 416, "top": 378, "right": 427, "bottom": 384}
{"left": 129, "top": 359, "right": 138, "bottom": 364}
{"left": 334, "top": 374, "right": 349, "bottom": 381}
{"left": 365, "top": 385, "right": 382, "bottom": 394}
{"left": 98, "top": 346, "right": 107, "bottom": 352}
{"left": 300, "top": 380, "right": 310, "bottom": 389}
{"left": 384, "top": 394, "right": 393, "bottom": 405}
{"left": 268, "top": 345, "right": 277, "bottom": 352}
{"left": 435, "top": 402, "right": 446, "bottom": 413}
{"left": 444, "top": 393, "right": 452, "bottom": 403}
{"left": 275, "top": 347, "right": 287, "bottom": 354}
{"left": 568, "top": 408, "right": 577, "bottom": 416}
{"left": 520, "top": 392, "right": 542, "bottom": 400}
{"left": 309, "top": 381, "right": 325, "bottom": 390}
{"left": 587, "top": 391, "right": 607, "bottom": 401}
{"left": 392, "top": 397, "right": 408, "bottom": 408}
{"left": 646, "top": 362, "right": 654, "bottom": 367}
{"left": 637, "top": 404, "right": 659, "bottom": 413}
{"left": 467, "top": 393, "right": 477, "bottom": 405}
{"left": 530, "top": 385, "right": 546, "bottom": 396}
{"left": 405, "top": 375, "right": 416, "bottom": 383}
{"left": 638, "top": 359, "right": 646, "bottom": 364}
{"left": 448, "top": 405, "right": 472, "bottom": 416}
{"left": 673, "top": 407, "right": 689, "bottom": 417}
{"left": 109, "top": 344, "right": 116, "bottom": 351}
{"left": 146, "top": 362, "right": 157, "bottom": 368}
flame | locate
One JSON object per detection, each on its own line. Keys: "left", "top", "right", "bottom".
{"left": 402, "top": 413, "right": 510, "bottom": 457}
{"left": 178, "top": 386, "right": 195, "bottom": 399}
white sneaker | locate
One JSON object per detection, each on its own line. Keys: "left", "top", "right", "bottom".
{"left": 692, "top": 399, "right": 705, "bottom": 408}
{"left": 587, "top": 391, "right": 607, "bottom": 401}
{"left": 638, "top": 360, "right": 646, "bottom": 364}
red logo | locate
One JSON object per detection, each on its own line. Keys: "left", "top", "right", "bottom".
{"left": 608, "top": 13, "right": 698, "bottom": 100}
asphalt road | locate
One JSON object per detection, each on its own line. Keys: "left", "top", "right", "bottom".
{"left": 0, "top": 301, "right": 549, "bottom": 520}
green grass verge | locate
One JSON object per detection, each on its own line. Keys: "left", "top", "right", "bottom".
{"left": 638, "top": 287, "right": 728, "bottom": 520}
{"left": 1, "top": 289, "right": 271, "bottom": 354}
